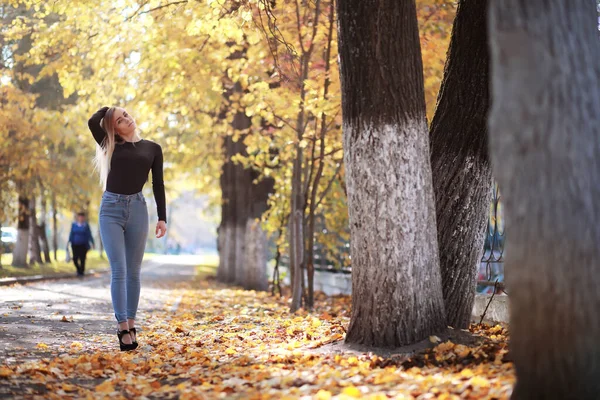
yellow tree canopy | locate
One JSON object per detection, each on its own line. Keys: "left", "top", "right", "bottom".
{"left": 2, "top": 0, "right": 454, "bottom": 262}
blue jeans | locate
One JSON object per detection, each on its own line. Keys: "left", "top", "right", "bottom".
{"left": 99, "top": 191, "right": 149, "bottom": 323}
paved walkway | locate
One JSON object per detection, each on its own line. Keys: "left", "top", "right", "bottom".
{"left": 0, "top": 255, "right": 201, "bottom": 365}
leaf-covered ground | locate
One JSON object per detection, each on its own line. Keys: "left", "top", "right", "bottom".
{"left": 1, "top": 276, "right": 514, "bottom": 399}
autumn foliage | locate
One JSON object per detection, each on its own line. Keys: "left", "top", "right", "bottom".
{"left": 0, "top": 0, "right": 454, "bottom": 271}
{"left": 0, "top": 277, "right": 514, "bottom": 399}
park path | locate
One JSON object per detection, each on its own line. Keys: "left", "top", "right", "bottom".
{"left": 0, "top": 255, "right": 514, "bottom": 400}
{"left": 0, "top": 255, "right": 201, "bottom": 366}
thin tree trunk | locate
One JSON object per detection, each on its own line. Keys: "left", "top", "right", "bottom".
{"left": 489, "top": 1, "right": 600, "bottom": 398}
{"left": 39, "top": 189, "right": 51, "bottom": 263}
{"left": 305, "top": 1, "right": 336, "bottom": 310}
{"left": 39, "top": 222, "right": 51, "bottom": 264}
{"left": 429, "top": 0, "right": 492, "bottom": 329}
{"left": 338, "top": 0, "right": 445, "bottom": 347}
{"left": 290, "top": 210, "right": 304, "bottom": 311}
{"left": 12, "top": 194, "right": 29, "bottom": 267}
{"left": 51, "top": 191, "right": 58, "bottom": 261}
{"left": 28, "top": 195, "right": 42, "bottom": 265}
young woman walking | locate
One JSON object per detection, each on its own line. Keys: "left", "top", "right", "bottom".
{"left": 88, "top": 106, "right": 167, "bottom": 351}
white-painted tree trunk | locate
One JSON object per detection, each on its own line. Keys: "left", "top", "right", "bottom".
{"left": 12, "top": 195, "right": 29, "bottom": 267}
{"left": 242, "top": 219, "right": 268, "bottom": 291}
{"left": 343, "top": 122, "right": 446, "bottom": 346}
{"left": 12, "top": 229, "right": 29, "bottom": 267}
{"left": 233, "top": 224, "right": 246, "bottom": 286}
{"left": 337, "top": 0, "right": 446, "bottom": 347}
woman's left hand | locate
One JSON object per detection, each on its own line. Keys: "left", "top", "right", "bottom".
{"left": 156, "top": 221, "right": 167, "bottom": 238}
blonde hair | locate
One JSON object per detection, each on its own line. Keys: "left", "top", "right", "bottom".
{"left": 93, "top": 107, "right": 141, "bottom": 189}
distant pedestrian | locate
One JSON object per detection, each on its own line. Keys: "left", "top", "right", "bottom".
{"left": 68, "top": 212, "right": 95, "bottom": 277}
{"left": 88, "top": 106, "right": 167, "bottom": 352}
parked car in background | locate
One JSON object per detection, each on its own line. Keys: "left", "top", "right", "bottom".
{"left": 1, "top": 227, "right": 17, "bottom": 254}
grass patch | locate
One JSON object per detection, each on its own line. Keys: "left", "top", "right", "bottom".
{"left": 0, "top": 250, "right": 108, "bottom": 278}
{"left": 195, "top": 254, "right": 219, "bottom": 278}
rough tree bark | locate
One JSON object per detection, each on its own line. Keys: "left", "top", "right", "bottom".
{"left": 429, "top": 0, "right": 492, "bottom": 328}
{"left": 12, "top": 194, "right": 29, "bottom": 267}
{"left": 489, "top": 1, "right": 600, "bottom": 398}
{"left": 337, "top": 0, "right": 446, "bottom": 347}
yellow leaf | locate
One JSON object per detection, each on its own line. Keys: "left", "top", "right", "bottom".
{"left": 70, "top": 342, "right": 84, "bottom": 350}
{"left": 225, "top": 348, "right": 237, "bottom": 355}
{"left": 36, "top": 343, "right": 49, "bottom": 350}
{"left": 315, "top": 390, "right": 332, "bottom": 400}
{"left": 341, "top": 386, "right": 361, "bottom": 397}
{"left": 0, "top": 367, "right": 12, "bottom": 377}
{"left": 460, "top": 368, "right": 474, "bottom": 378}
{"left": 469, "top": 376, "right": 491, "bottom": 388}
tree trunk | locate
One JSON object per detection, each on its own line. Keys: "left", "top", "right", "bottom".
{"left": 233, "top": 131, "right": 252, "bottom": 286}
{"left": 217, "top": 135, "right": 238, "bottom": 283}
{"left": 28, "top": 195, "right": 42, "bottom": 265}
{"left": 337, "top": 0, "right": 445, "bottom": 347}
{"left": 51, "top": 191, "right": 58, "bottom": 261}
{"left": 243, "top": 219, "right": 268, "bottom": 291}
{"left": 429, "top": 0, "right": 492, "bottom": 329}
{"left": 489, "top": 1, "right": 600, "bottom": 398}
{"left": 289, "top": 50, "right": 310, "bottom": 312}
{"left": 39, "top": 190, "right": 51, "bottom": 263}
{"left": 289, "top": 210, "right": 304, "bottom": 311}
{"left": 242, "top": 170, "right": 274, "bottom": 291}
{"left": 304, "top": 2, "right": 336, "bottom": 310}
{"left": 12, "top": 194, "right": 30, "bottom": 267}
{"left": 39, "top": 222, "right": 51, "bottom": 264}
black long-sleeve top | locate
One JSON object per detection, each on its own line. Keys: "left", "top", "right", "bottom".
{"left": 88, "top": 107, "right": 167, "bottom": 223}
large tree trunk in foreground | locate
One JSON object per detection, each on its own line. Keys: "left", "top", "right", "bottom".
{"left": 338, "top": 0, "right": 445, "bottom": 347}
{"left": 429, "top": 0, "right": 492, "bottom": 329}
{"left": 12, "top": 194, "right": 30, "bottom": 267}
{"left": 489, "top": 1, "right": 600, "bottom": 398}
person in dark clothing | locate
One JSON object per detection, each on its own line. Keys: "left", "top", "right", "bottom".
{"left": 89, "top": 106, "right": 167, "bottom": 352}
{"left": 68, "top": 212, "right": 95, "bottom": 277}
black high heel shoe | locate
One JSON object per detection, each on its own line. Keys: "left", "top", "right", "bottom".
{"left": 129, "top": 327, "right": 139, "bottom": 348}
{"left": 117, "top": 330, "right": 137, "bottom": 351}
